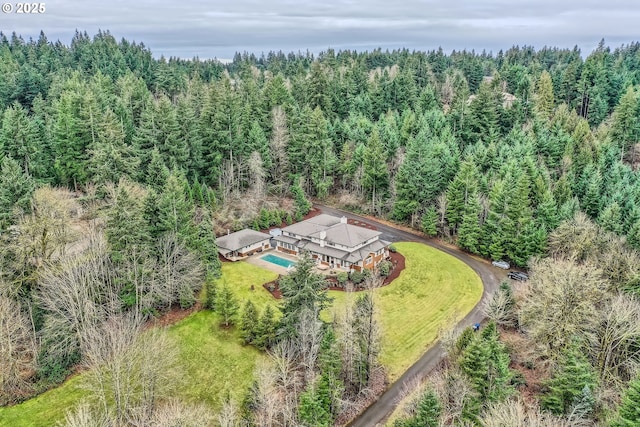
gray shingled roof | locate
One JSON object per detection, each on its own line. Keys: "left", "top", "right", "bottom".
{"left": 281, "top": 214, "right": 342, "bottom": 236}
{"left": 309, "top": 223, "right": 380, "bottom": 248}
{"left": 273, "top": 234, "right": 298, "bottom": 245}
{"left": 216, "top": 229, "right": 271, "bottom": 252}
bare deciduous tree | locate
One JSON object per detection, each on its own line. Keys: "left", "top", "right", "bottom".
{"left": 590, "top": 294, "right": 640, "bottom": 382}
{"left": 248, "top": 150, "right": 266, "bottom": 200}
{"left": 15, "top": 186, "right": 79, "bottom": 268}
{"left": 296, "top": 307, "right": 323, "bottom": 383}
{"left": 0, "top": 293, "right": 38, "bottom": 403}
{"left": 36, "top": 236, "right": 118, "bottom": 363}
{"left": 480, "top": 398, "right": 588, "bottom": 427}
{"left": 270, "top": 106, "right": 290, "bottom": 191}
{"left": 59, "top": 401, "right": 109, "bottom": 427}
{"left": 520, "top": 258, "right": 608, "bottom": 356}
{"left": 82, "top": 314, "right": 177, "bottom": 425}
{"left": 151, "top": 233, "right": 204, "bottom": 310}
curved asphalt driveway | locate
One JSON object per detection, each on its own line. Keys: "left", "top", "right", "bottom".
{"left": 314, "top": 205, "right": 503, "bottom": 427}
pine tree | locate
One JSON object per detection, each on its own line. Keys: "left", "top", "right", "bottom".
{"left": 457, "top": 196, "right": 482, "bottom": 253}
{"left": 598, "top": 201, "right": 623, "bottom": 234}
{"left": 292, "top": 177, "right": 312, "bottom": 221}
{"left": 255, "top": 305, "right": 277, "bottom": 350}
{"left": 541, "top": 339, "right": 597, "bottom": 415}
{"left": 278, "top": 253, "right": 329, "bottom": 339}
{"left": 298, "top": 384, "right": 332, "bottom": 427}
{"left": 610, "top": 86, "right": 640, "bottom": 156}
{"left": 613, "top": 377, "right": 640, "bottom": 427}
{"left": 421, "top": 206, "right": 438, "bottom": 237}
{"left": 146, "top": 147, "right": 170, "bottom": 190}
{"left": 534, "top": 71, "right": 555, "bottom": 119}
{"left": 363, "top": 127, "right": 389, "bottom": 214}
{"left": 0, "top": 156, "right": 34, "bottom": 229}
{"left": 157, "top": 172, "right": 194, "bottom": 238}
{"left": 537, "top": 189, "right": 559, "bottom": 231}
{"left": 216, "top": 284, "right": 239, "bottom": 327}
{"left": 106, "top": 182, "right": 150, "bottom": 260}
{"left": 460, "top": 322, "right": 512, "bottom": 403}
{"left": 627, "top": 219, "right": 640, "bottom": 250}
{"left": 204, "top": 279, "right": 217, "bottom": 310}
{"left": 446, "top": 160, "right": 480, "bottom": 231}
{"left": 395, "top": 389, "right": 441, "bottom": 427}
{"left": 239, "top": 300, "right": 259, "bottom": 345}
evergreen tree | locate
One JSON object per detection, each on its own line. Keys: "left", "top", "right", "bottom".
{"left": 421, "top": 206, "right": 438, "bottom": 237}
{"left": 610, "top": 86, "right": 640, "bottom": 156}
{"left": 534, "top": 71, "right": 555, "bottom": 119}
{"left": 239, "top": 299, "right": 259, "bottom": 345}
{"left": 106, "top": 182, "right": 150, "bottom": 260}
{"left": 0, "top": 102, "right": 41, "bottom": 177}
{"left": 612, "top": 376, "right": 640, "bottom": 427}
{"left": 146, "top": 147, "right": 170, "bottom": 190}
{"left": 598, "top": 201, "right": 623, "bottom": 234}
{"left": 363, "top": 127, "right": 389, "bottom": 214}
{"left": 457, "top": 196, "right": 482, "bottom": 253}
{"left": 204, "top": 279, "right": 217, "bottom": 310}
{"left": 0, "top": 156, "right": 34, "bottom": 229}
{"left": 446, "top": 160, "right": 480, "bottom": 231}
{"left": 395, "top": 389, "right": 441, "bottom": 427}
{"left": 541, "top": 339, "right": 597, "bottom": 416}
{"left": 157, "top": 172, "right": 194, "bottom": 238}
{"left": 298, "top": 384, "right": 332, "bottom": 427}
{"left": 278, "top": 252, "right": 329, "bottom": 340}
{"left": 255, "top": 305, "right": 277, "bottom": 350}
{"left": 216, "top": 283, "right": 239, "bottom": 327}
{"left": 460, "top": 321, "right": 512, "bottom": 403}
{"left": 292, "top": 177, "right": 312, "bottom": 221}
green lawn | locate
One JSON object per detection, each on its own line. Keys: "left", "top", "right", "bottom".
{"left": 328, "top": 242, "right": 483, "bottom": 381}
{"left": 0, "top": 262, "right": 278, "bottom": 427}
{"left": 0, "top": 244, "right": 481, "bottom": 424}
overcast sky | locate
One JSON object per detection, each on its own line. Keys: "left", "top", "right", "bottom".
{"left": 2, "top": 0, "right": 638, "bottom": 60}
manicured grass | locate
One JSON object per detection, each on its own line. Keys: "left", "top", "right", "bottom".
{"left": 328, "top": 242, "right": 482, "bottom": 381}
{"left": 167, "top": 262, "right": 280, "bottom": 408}
{"left": 0, "top": 262, "right": 279, "bottom": 427}
{"left": 0, "top": 376, "right": 85, "bottom": 427}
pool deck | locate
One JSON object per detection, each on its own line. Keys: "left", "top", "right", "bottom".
{"left": 244, "top": 249, "right": 347, "bottom": 276}
{"left": 245, "top": 249, "right": 298, "bottom": 275}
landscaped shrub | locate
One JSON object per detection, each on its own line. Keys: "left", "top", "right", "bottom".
{"left": 350, "top": 270, "right": 365, "bottom": 284}
{"left": 389, "top": 244, "right": 397, "bottom": 253}
{"left": 378, "top": 260, "right": 392, "bottom": 277}
{"left": 337, "top": 272, "right": 348, "bottom": 286}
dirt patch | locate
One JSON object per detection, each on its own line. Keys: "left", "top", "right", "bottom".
{"left": 500, "top": 328, "right": 548, "bottom": 404}
{"left": 145, "top": 302, "right": 201, "bottom": 329}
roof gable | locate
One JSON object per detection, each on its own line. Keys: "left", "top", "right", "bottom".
{"left": 216, "top": 229, "right": 271, "bottom": 251}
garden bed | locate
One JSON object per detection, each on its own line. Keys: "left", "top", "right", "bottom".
{"left": 262, "top": 251, "right": 405, "bottom": 299}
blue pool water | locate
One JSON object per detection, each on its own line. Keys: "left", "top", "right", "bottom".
{"left": 261, "top": 254, "right": 297, "bottom": 268}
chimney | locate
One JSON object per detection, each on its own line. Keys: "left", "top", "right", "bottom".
{"left": 340, "top": 216, "right": 347, "bottom": 224}
{"left": 319, "top": 230, "right": 326, "bottom": 247}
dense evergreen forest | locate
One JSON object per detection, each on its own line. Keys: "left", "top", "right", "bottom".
{"left": 3, "top": 29, "right": 640, "bottom": 425}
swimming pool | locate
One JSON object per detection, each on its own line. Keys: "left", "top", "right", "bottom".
{"left": 261, "top": 254, "right": 297, "bottom": 268}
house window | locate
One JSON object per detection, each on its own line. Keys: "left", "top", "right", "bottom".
{"left": 365, "top": 255, "right": 372, "bottom": 264}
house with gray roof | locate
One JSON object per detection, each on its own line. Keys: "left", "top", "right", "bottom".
{"left": 217, "top": 229, "right": 272, "bottom": 261}
{"left": 273, "top": 214, "right": 390, "bottom": 271}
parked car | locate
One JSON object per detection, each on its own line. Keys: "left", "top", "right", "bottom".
{"left": 508, "top": 271, "right": 529, "bottom": 281}
{"left": 492, "top": 260, "right": 510, "bottom": 269}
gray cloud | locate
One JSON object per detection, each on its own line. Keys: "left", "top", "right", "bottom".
{"left": 1, "top": 0, "right": 637, "bottom": 59}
